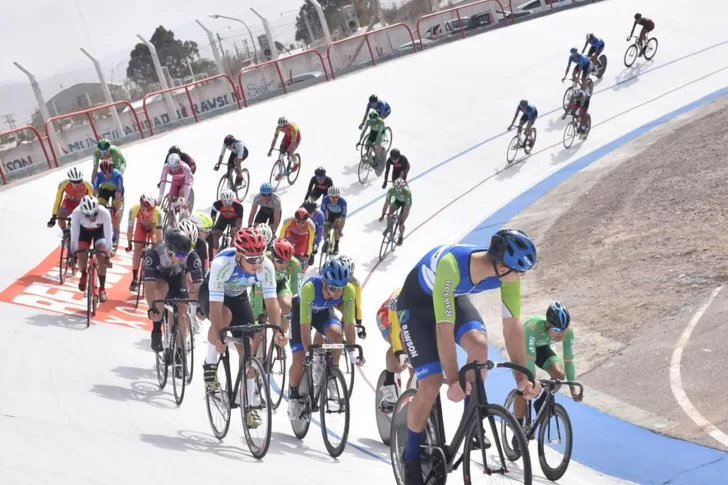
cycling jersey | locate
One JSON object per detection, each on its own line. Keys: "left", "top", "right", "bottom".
{"left": 275, "top": 123, "right": 300, "bottom": 141}
{"left": 339, "top": 275, "right": 363, "bottom": 324}
{"left": 207, "top": 248, "right": 276, "bottom": 301}
{"left": 524, "top": 315, "right": 576, "bottom": 382}
{"left": 70, "top": 205, "right": 113, "bottom": 251}
{"left": 377, "top": 288, "right": 403, "bottom": 354}
{"left": 588, "top": 37, "right": 605, "bottom": 49}
{"left": 212, "top": 200, "right": 244, "bottom": 220}
{"left": 362, "top": 117, "right": 386, "bottom": 135}
{"left": 251, "top": 251, "right": 303, "bottom": 317}
{"left": 279, "top": 216, "right": 315, "bottom": 257}
{"left": 412, "top": 244, "right": 521, "bottom": 323}
{"left": 516, "top": 104, "right": 538, "bottom": 121}
{"left": 220, "top": 139, "right": 247, "bottom": 159}
{"left": 311, "top": 209, "right": 325, "bottom": 246}
{"left": 144, "top": 242, "right": 203, "bottom": 280}
{"left": 321, "top": 195, "right": 348, "bottom": 218}
{"left": 569, "top": 53, "right": 591, "bottom": 69}
{"left": 299, "top": 276, "right": 356, "bottom": 325}
{"left": 367, "top": 100, "right": 391, "bottom": 117}
{"left": 252, "top": 192, "right": 281, "bottom": 211}
{"left": 387, "top": 186, "right": 412, "bottom": 207}
{"left": 158, "top": 163, "right": 193, "bottom": 201}
{"left": 93, "top": 146, "right": 126, "bottom": 173}
{"left": 52, "top": 180, "right": 93, "bottom": 216}
{"left": 384, "top": 155, "right": 410, "bottom": 182}
{"left": 93, "top": 169, "right": 124, "bottom": 193}
{"left": 127, "top": 203, "right": 162, "bottom": 231}
{"left": 304, "top": 176, "right": 334, "bottom": 200}
{"left": 572, "top": 90, "right": 591, "bottom": 107}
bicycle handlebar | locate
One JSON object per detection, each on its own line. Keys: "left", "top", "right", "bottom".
{"left": 458, "top": 360, "right": 535, "bottom": 392}
{"left": 220, "top": 324, "right": 284, "bottom": 346}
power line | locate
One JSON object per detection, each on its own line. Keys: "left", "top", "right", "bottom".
{"left": 2, "top": 114, "right": 17, "bottom": 131}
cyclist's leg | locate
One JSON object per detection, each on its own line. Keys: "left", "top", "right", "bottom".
{"left": 167, "top": 272, "right": 189, "bottom": 337}
{"left": 333, "top": 216, "right": 344, "bottom": 252}
{"left": 398, "top": 204, "right": 410, "bottom": 239}
{"left": 288, "top": 295, "right": 306, "bottom": 390}
{"left": 317, "top": 308, "right": 343, "bottom": 366}
{"left": 453, "top": 296, "right": 488, "bottom": 391}
{"left": 212, "top": 216, "right": 228, "bottom": 250}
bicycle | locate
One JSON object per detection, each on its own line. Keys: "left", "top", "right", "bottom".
{"left": 55, "top": 217, "right": 76, "bottom": 284}
{"left": 587, "top": 53, "right": 608, "bottom": 79}
{"left": 256, "top": 317, "right": 288, "bottom": 411}
{"left": 506, "top": 125, "right": 537, "bottom": 164}
{"left": 379, "top": 207, "right": 403, "bottom": 261}
{"left": 562, "top": 76, "right": 594, "bottom": 112}
{"left": 317, "top": 222, "right": 338, "bottom": 273}
{"left": 75, "top": 248, "right": 107, "bottom": 328}
{"left": 269, "top": 148, "right": 301, "bottom": 190}
{"left": 503, "top": 379, "right": 584, "bottom": 481}
{"left": 375, "top": 359, "right": 418, "bottom": 446}
{"left": 128, "top": 238, "right": 152, "bottom": 309}
{"left": 217, "top": 223, "right": 234, "bottom": 252}
{"left": 205, "top": 324, "right": 283, "bottom": 459}
{"left": 562, "top": 111, "right": 592, "bottom": 149}
{"left": 151, "top": 298, "right": 197, "bottom": 406}
{"left": 338, "top": 323, "right": 367, "bottom": 397}
{"left": 624, "top": 35, "right": 658, "bottom": 68}
{"left": 357, "top": 126, "right": 393, "bottom": 184}
{"left": 214, "top": 160, "right": 250, "bottom": 201}
{"left": 390, "top": 360, "right": 535, "bottom": 485}
{"left": 161, "top": 195, "right": 192, "bottom": 231}
{"left": 290, "top": 342, "right": 364, "bottom": 457}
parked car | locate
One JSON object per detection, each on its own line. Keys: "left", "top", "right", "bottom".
{"left": 423, "top": 17, "right": 470, "bottom": 39}
{"left": 516, "top": 0, "right": 571, "bottom": 14}
{"left": 287, "top": 71, "right": 326, "bottom": 85}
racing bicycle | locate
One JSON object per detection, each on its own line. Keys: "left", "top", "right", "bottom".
{"left": 56, "top": 217, "right": 76, "bottom": 284}
{"left": 562, "top": 76, "right": 594, "bottom": 112}
{"left": 269, "top": 147, "right": 301, "bottom": 190}
{"left": 375, "top": 360, "right": 418, "bottom": 446}
{"left": 357, "top": 126, "right": 393, "bottom": 184}
{"left": 563, "top": 111, "right": 592, "bottom": 148}
{"left": 214, "top": 159, "right": 250, "bottom": 201}
{"left": 152, "top": 298, "right": 197, "bottom": 405}
{"left": 507, "top": 125, "right": 537, "bottom": 164}
{"left": 379, "top": 207, "right": 403, "bottom": 261}
{"left": 624, "top": 35, "right": 658, "bottom": 68}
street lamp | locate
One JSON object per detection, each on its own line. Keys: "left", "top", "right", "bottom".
{"left": 209, "top": 14, "right": 258, "bottom": 63}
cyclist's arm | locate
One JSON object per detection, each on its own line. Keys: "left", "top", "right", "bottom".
{"left": 299, "top": 281, "right": 316, "bottom": 352}
{"left": 501, "top": 280, "right": 529, "bottom": 386}
{"left": 523, "top": 321, "right": 539, "bottom": 381}
{"left": 113, "top": 148, "right": 127, "bottom": 173}
{"left": 269, "top": 129, "right": 280, "bottom": 152}
{"left": 52, "top": 181, "right": 68, "bottom": 216}
{"left": 91, "top": 152, "right": 100, "bottom": 181}
{"left": 70, "top": 210, "right": 81, "bottom": 251}
{"left": 158, "top": 166, "right": 169, "bottom": 200}
{"left": 381, "top": 194, "right": 391, "bottom": 218}
{"left": 432, "top": 252, "right": 462, "bottom": 384}
{"left": 339, "top": 198, "right": 348, "bottom": 218}
{"left": 101, "top": 209, "right": 114, "bottom": 252}
{"left": 358, "top": 124, "right": 370, "bottom": 143}
{"left": 218, "top": 144, "right": 227, "bottom": 165}
{"left": 389, "top": 306, "right": 404, "bottom": 354}
{"left": 510, "top": 108, "right": 520, "bottom": 126}
{"left": 562, "top": 328, "right": 577, "bottom": 384}
{"left": 342, "top": 283, "right": 357, "bottom": 347}
{"left": 289, "top": 259, "right": 302, "bottom": 296}
{"left": 404, "top": 188, "right": 413, "bottom": 207}
{"left": 153, "top": 208, "right": 163, "bottom": 242}
{"left": 279, "top": 218, "right": 292, "bottom": 239}
{"left": 306, "top": 221, "right": 315, "bottom": 256}
{"left": 581, "top": 40, "right": 588, "bottom": 53}
{"left": 361, "top": 104, "right": 371, "bottom": 125}
{"left": 628, "top": 22, "right": 636, "bottom": 38}
{"left": 260, "top": 258, "right": 280, "bottom": 326}
{"left": 248, "top": 200, "right": 259, "bottom": 227}
{"left": 354, "top": 281, "right": 363, "bottom": 324}
{"left": 114, "top": 172, "right": 124, "bottom": 200}
{"left": 126, "top": 206, "right": 137, "bottom": 242}
{"left": 252, "top": 283, "right": 265, "bottom": 320}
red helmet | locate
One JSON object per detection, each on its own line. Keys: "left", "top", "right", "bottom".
{"left": 295, "top": 207, "right": 309, "bottom": 221}
{"left": 233, "top": 227, "right": 266, "bottom": 255}
{"left": 272, "top": 238, "right": 294, "bottom": 261}
{"left": 99, "top": 160, "right": 113, "bottom": 172}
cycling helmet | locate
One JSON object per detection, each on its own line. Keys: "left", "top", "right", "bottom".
{"left": 260, "top": 182, "right": 274, "bottom": 196}
{"left": 295, "top": 207, "right": 309, "bottom": 221}
{"left": 546, "top": 301, "right": 571, "bottom": 331}
{"left": 519, "top": 99, "right": 528, "bottom": 109}
{"left": 234, "top": 227, "right": 267, "bottom": 255}
{"left": 314, "top": 166, "right": 326, "bottom": 177}
{"left": 302, "top": 199, "right": 317, "bottom": 213}
{"left": 321, "top": 258, "right": 351, "bottom": 288}
{"left": 586, "top": 33, "right": 595, "bottom": 41}
{"left": 393, "top": 178, "right": 407, "bottom": 190}
{"left": 178, "top": 218, "right": 199, "bottom": 246}
{"left": 79, "top": 195, "right": 99, "bottom": 216}
{"left": 166, "top": 153, "right": 181, "bottom": 168}
{"left": 99, "top": 159, "right": 114, "bottom": 172}
{"left": 140, "top": 193, "right": 156, "bottom": 209}
{"left": 164, "top": 228, "right": 192, "bottom": 255}
{"left": 224, "top": 134, "right": 235, "bottom": 147}
{"left": 272, "top": 238, "right": 294, "bottom": 262}
{"left": 327, "top": 186, "right": 341, "bottom": 197}
{"left": 193, "top": 211, "right": 213, "bottom": 230}
{"left": 368, "top": 111, "right": 379, "bottom": 120}
{"left": 336, "top": 254, "right": 355, "bottom": 275}
{"left": 570, "top": 47, "right": 578, "bottom": 55}
{"left": 219, "top": 189, "right": 235, "bottom": 203}
{"left": 369, "top": 94, "right": 378, "bottom": 103}
{"left": 67, "top": 167, "right": 83, "bottom": 182}
{"left": 255, "top": 223, "right": 274, "bottom": 247}
{"left": 390, "top": 148, "right": 401, "bottom": 158}
{"left": 277, "top": 116, "right": 287, "bottom": 127}
{"left": 97, "top": 138, "right": 111, "bottom": 151}
{"left": 634, "top": 13, "right": 641, "bottom": 20}
{"left": 168, "top": 145, "right": 181, "bottom": 155}
{"left": 488, "top": 228, "right": 538, "bottom": 272}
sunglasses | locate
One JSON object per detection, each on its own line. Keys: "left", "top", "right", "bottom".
{"left": 273, "top": 256, "right": 288, "bottom": 264}
{"left": 87, "top": 212, "right": 99, "bottom": 219}
{"left": 326, "top": 284, "right": 345, "bottom": 293}
{"left": 239, "top": 254, "right": 265, "bottom": 265}
{"left": 166, "top": 249, "right": 189, "bottom": 259}
{"left": 547, "top": 324, "right": 566, "bottom": 333}
{"left": 261, "top": 194, "right": 272, "bottom": 197}
{"left": 222, "top": 199, "right": 234, "bottom": 206}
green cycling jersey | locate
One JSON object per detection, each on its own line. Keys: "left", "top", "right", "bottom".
{"left": 387, "top": 186, "right": 412, "bottom": 206}
{"left": 359, "top": 117, "right": 387, "bottom": 145}
{"left": 93, "top": 146, "right": 127, "bottom": 173}
{"left": 524, "top": 315, "right": 576, "bottom": 383}
{"left": 252, "top": 253, "right": 303, "bottom": 318}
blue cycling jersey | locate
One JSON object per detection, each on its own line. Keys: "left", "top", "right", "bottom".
{"left": 570, "top": 53, "right": 591, "bottom": 69}
{"left": 321, "top": 195, "right": 348, "bottom": 217}
{"left": 311, "top": 209, "right": 325, "bottom": 245}
{"left": 589, "top": 37, "right": 605, "bottom": 49}
{"left": 207, "top": 248, "right": 277, "bottom": 300}
{"left": 367, "top": 100, "right": 391, "bottom": 117}
{"left": 414, "top": 244, "right": 504, "bottom": 296}
{"left": 516, "top": 104, "right": 537, "bottom": 120}
{"left": 93, "top": 168, "right": 124, "bottom": 193}
{"left": 300, "top": 276, "right": 346, "bottom": 311}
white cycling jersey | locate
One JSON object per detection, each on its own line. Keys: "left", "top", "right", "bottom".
{"left": 220, "top": 140, "right": 246, "bottom": 159}
{"left": 70, "top": 205, "right": 113, "bottom": 250}
{"left": 208, "top": 248, "right": 276, "bottom": 302}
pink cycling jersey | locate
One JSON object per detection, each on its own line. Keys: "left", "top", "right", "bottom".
{"left": 159, "top": 163, "right": 193, "bottom": 202}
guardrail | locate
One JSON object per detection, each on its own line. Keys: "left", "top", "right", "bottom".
{"left": 417, "top": 0, "right": 509, "bottom": 45}
{"left": 0, "top": 125, "right": 54, "bottom": 184}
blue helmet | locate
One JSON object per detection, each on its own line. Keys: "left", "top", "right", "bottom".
{"left": 570, "top": 47, "right": 578, "bottom": 55}
{"left": 321, "top": 259, "right": 351, "bottom": 288}
{"left": 260, "top": 183, "right": 274, "bottom": 196}
{"left": 488, "top": 229, "right": 537, "bottom": 272}
{"left": 546, "top": 301, "right": 570, "bottom": 331}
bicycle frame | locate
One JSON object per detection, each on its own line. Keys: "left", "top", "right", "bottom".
{"left": 522, "top": 380, "right": 584, "bottom": 439}
{"left": 306, "top": 343, "right": 364, "bottom": 406}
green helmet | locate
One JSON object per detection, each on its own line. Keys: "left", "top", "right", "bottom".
{"left": 97, "top": 138, "right": 111, "bottom": 151}
{"left": 368, "top": 111, "right": 379, "bottom": 120}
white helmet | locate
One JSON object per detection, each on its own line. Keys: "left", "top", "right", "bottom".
{"left": 190, "top": 213, "right": 204, "bottom": 230}
{"left": 178, "top": 218, "right": 199, "bottom": 246}
{"left": 67, "top": 167, "right": 83, "bottom": 182}
{"left": 140, "top": 193, "right": 156, "bottom": 209}
{"left": 256, "top": 223, "right": 274, "bottom": 246}
{"left": 393, "top": 178, "right": 407, "bottom": 190}
{"left": 337, "top": 254, "right": 355, "bottom": 275}
{"left": 166, "top": 153, "right": 181, "bottom": 168}
{"left": 219, "top": 189, "right": 235, "bottom": 203}
{"left": 79, "top": 195, "right": 99, "bottom": 216}
{"left": 277, "top": 116, "right": 287, "bottom": 127}
{"left": 327, "top": 186, "right": 341, "bottom": 197}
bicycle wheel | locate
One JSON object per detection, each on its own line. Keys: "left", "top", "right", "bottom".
{"left": 269, "top": 160, "right": 284, "bottom": 191}
{"left": 171, "top": 323, "right": 186, "bottom": 406}
{"left": 596, "top": 54, "right": 608, "bottom": 78}
{"left": 375, "top": 370, "right": 395, "bottom": 445}
{"left": 241, "top": 357, "right": 273, "bottom": 459}
{"left": 583, "top": 114, "right": 592, "bottom": 139}
{"left": 502, "top": 389, "right": 527, "bottom": 462}
{"left": 562, "top": 87, "right": 573, "bottom": 112}
{"left": 563, "top": 121, "right": 576, "bottom": 149}
{"left": 390, "top": 389, "right": 416, "bottom": 485}
{"left": 537, "top": 402, "right": 573, "bottom": 481}
{"left": 235, "top": 168, "right": 250, "bottom": 201}
{"left": 287, "top": 154, "right": 302, "bottom": 185}
{"left": 188, "top": 187, "right": 195, "bottom": 212}
{"left": 358, "top": 155, "right": 372, "bottom": 184}
{"left": 155, "top": 314, "right": 168, "bottom": 390}
{"left": 644, "top": 37, "right": 659, "bottom": 60}
{"left": 217, "top": 172, "right": 232, "bottom": 199}
{"left": 584, "top": 78, "right": 594, "bottom": 95}
{"left": 185, "top": 321, "right": 195, "bottom": 385}
{"left": 506, "top": 135, "right": 520, "bottom": 164}
{"left": 86, "top": 259, "right": 96, "bottom": 327}
{"left": 624, "top": 44, "right": 638, "bottom": 67}
{"left": 383, "top": 127, "right": 393, "bottom": 153}
{"left": 320, "top": 365, "right": 350, "bottom": 457}
{"left": 265, "top": 336, "right": 287, "bottom": 410}
{"left": 59, "top": 233, "right": 69, "bottom": 284}
{"left": 464, "top": 403, "right": 532, "bottom": 485}
{"left": 205, "top": 353, "right": 232, "bottom": 439}
{"left": 291, "top": 366, "right": 312, "bottom": 439}
{"left": 524, "top": 128, "right": 537, "bottom": 155}
{"left": 342, "top": 347, "right": 355, "bottom": 397}
{"left": 379, "top": 232, "right": 392, "bottom": 261}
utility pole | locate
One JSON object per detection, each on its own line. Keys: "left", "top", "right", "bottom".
{"left": 2, "top": 114, "right": 17, "bottom": 131}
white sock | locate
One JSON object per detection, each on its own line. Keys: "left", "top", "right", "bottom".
{"left": 246, "top": 378, "right": 256, "bottom": 404}
{"left": 206, "top": 342, "right": 220, "bottom": 365}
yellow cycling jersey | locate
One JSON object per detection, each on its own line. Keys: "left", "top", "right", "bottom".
{"left": 52, "top": 180, "right": 93, "bottom": 215}
{"left": 386, "top": 288, "right": 403, "bottom": 354}
{"left": 350, "top": 275, "right": 363, "bottom": 323}
{"left": 127, "top": 203, "right": 163, "bottom": 230}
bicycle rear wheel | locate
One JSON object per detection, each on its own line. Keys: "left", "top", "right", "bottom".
{"left": 524, "top": 128, "right": 537, "bottom": 155}
{"left": 241, "top": 357, "right": 273, "bottom": 459}
{"left": 583, "top": 113, "right": 592, "bottom": 139}
{"left": 320, "top": 365, "right": 350, "bottom": 457}
{"left": 644, "top": 37, "right": 659, "bottom": 60}
{"left": 596, "top": 54, "right": 608, "bottom": 78}
{"left": 171, "top": 323, "right": 186, "bottom": 406}
{"left": 563, "top": 121, "right": 576, "bottom": 149}
{"left": 269, "top": 160, "right": 284, "bottom": 191}
{"left": 287, "top": 154, "right": 302, "bottom": 185}
{"left": 206, "top": 353, "right": 232, "bottom": 439}
{"left": 537, "top": 403, "right": 573, "bottom": 481}
{"left": 235, "top": 168, "right": 250, "bottom": 201}
{"left": 264, "top": 336, "right": 287, "bottom": 410}
{"left": 562, "top": 87, "right": 574, "bottom": 111}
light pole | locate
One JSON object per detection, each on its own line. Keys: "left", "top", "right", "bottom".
{"left": 209, "top": 14, "right": 258, "bottom": 64}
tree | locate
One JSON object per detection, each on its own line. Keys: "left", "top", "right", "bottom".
{"left": 126, "top": 26, "right": 216, "bottom": 91}
{"left": 295, "top": 0, "right": 372, "bottom": 44}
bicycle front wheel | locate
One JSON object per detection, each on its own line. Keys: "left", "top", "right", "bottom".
{"left": 217, "top": 172, "right": 232, "bottom": 199}
{"left": 287, "top": 154, "right": 301, "bottom": 185}
{"left": 563, "top": 121, "right": 576, "bottom": 149}
{"left": 59, "top": 233, "right": 69, "bottom": 284}
{"left": 383, "top": 127, "right": 393, "bottom": 153}
{"left": 379, "top": 231, "right": 392, "bottom": 261}
{"left": 205, "top": 353, "right": 232, "bottom": 439}
{"left": 241, "top": 357, "right": 273, "bottom": 459}
{"left": 269, "top": 160, "right": 284, "bottom": 191}
{"left": 506, "top": 135, "right": 520, "bottom": 164}
{"left": 562, "top": 87, "right": 573, "bottom": 112}
{"left": 644, "top": 37, "right": 659, "bottom": 60}
{"left": 185, "top": 321, "right": 195, "bottom": 384}
{"left": 342, "top": 346, "right": 355, "bottom": 397}
{"left": 358, "top": 155, "right": 372, "bottom": 184}
{"left": 320, "top": 365, "right": 350, "bottom": 457}
{"left": 624, "top": 44, "right": 638, "bottom": 67}
{"left": 171, "top": 323, "right": 187, "bottom": 406}
{"left": 265, "top": 337, "right": 287, "bottom": 410}
{"left": 537, "top": 402, "right": 573, "bottom": 481}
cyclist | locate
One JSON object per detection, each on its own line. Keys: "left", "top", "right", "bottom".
{"left": 321, "top": 186, "right": 347, "bottom": 256}
{"left": 268, "top": 117, "right": 301, "bottom": 173}
{"left": 70, "top": 195, "right": 113, "bottom": 301}
{"left": 279, "top": 207, "right": 315, "bottom": 270}
{"left": 256, "top": 222, "right": 275, "bottom": 251}
{"left": 125, "top": 194, "right": 163, "bottom": 292}
{"left": 508, "top": 99, "right": 538, "bottom": 148}
{"left": 179, "top": 218, "right": 207, "bottom": 279}
{"left": 92, "top": 138, "right": 126, "bottom": 181}
{"left": 248, "top": 183, "right": 282, "bottom": 233}
{"left": 561, "top": 88, "right": 592, "bottom": 139}
{"left": 379, "top": 178, "right": 412, "bottom": 246}
{"left": 219, "top": 134, "right": 249, "bottom": 187}
{"left": 165, "top": 145, "right": 196, "bottom": 174}
{"left": 48, "top": 167, "right": 93, "bottom": 232}
{"left": 144, "top": 227, "right": 204, "bottom": 353}
{"left": 396, "top": 229, "right": 542, "bottom": 484}
{"left": 376, "top": 288, "right": 408, "bottom": 411}
{"left": 357, "top": 111, "right": 387, "bottom": 167}
{"left": 93, "top": 159, "right": 124, "bottom": 251}
{"left": 191, "top": 211, "right": 214, "bottom": 271}
{"left": 562, "top": 47, "right": 591, "bottom": 89}
{"left": 252, "top": 238, "right": 300, "bottom": 336}
{"left": 582, "top": 33, "right": 605, "bottom": 67}
{"left": 211, "top": 189, "right": 244, "bottom": 252}
{"left": 288, "top": 258, "right": 355, "bottom": 419}
{"left": 158, "top": 153, "right": 194, "bottom": 219}
{"left": 629, "top": 13, "right": 655, "bottom": 52}
{"left": 303, "top": 199, "right": 325, "bottom": 266}
{"left": 360, "top": 94, "right": 391, "bottom": 129}
{"left": 382, "top": 148, "right": 410, "bottom": 189}
{"left": 303, "top": 166, "right": 334, "bottom": 203}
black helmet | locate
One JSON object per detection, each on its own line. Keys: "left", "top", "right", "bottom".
{"left": 164, "top": 228, "right": 191, "bottom": 255}
{"left": 369, "top": 94, "right": 378, "bottom": 103}
{"left": 315, "top": 166, "right": 326, "bottom": 177}
{"left": 97, "top": 138, "right": 111, "bottom": 151}
{"left": 546, "top": 301, "right": 571, "bottom": 331}
{"left": 390, "top": 148, "right": 401, "bottom": 158}
{"left": 168, "top": 145, "right": 181, "bottom": 155}
{"left": 224, "top": 134, "right": 235, "bottom": 147}
{"left": 519, "top": 99, "right": 528, "bottom": 109}
{"left": 634, "top": 13, "right": 641, "bottom": 20}
{"left": 302, "top": 198, "right": 317, "bottom": 213}
{"left": 587, "top": 33, "right": 595, "bottom": 41}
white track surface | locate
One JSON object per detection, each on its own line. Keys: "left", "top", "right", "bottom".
{"left": 2, "top": 0, "right": 726, "bottom": 483}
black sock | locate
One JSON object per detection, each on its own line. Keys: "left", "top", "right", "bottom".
{"left": 384, "top": 371, "right": 396, "bottom": 386}
{"left": 132, "top": 269, "right": 138, "bottom": 281}
{"left": 98, "top": 275, "right": 106, "bottom": 290}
